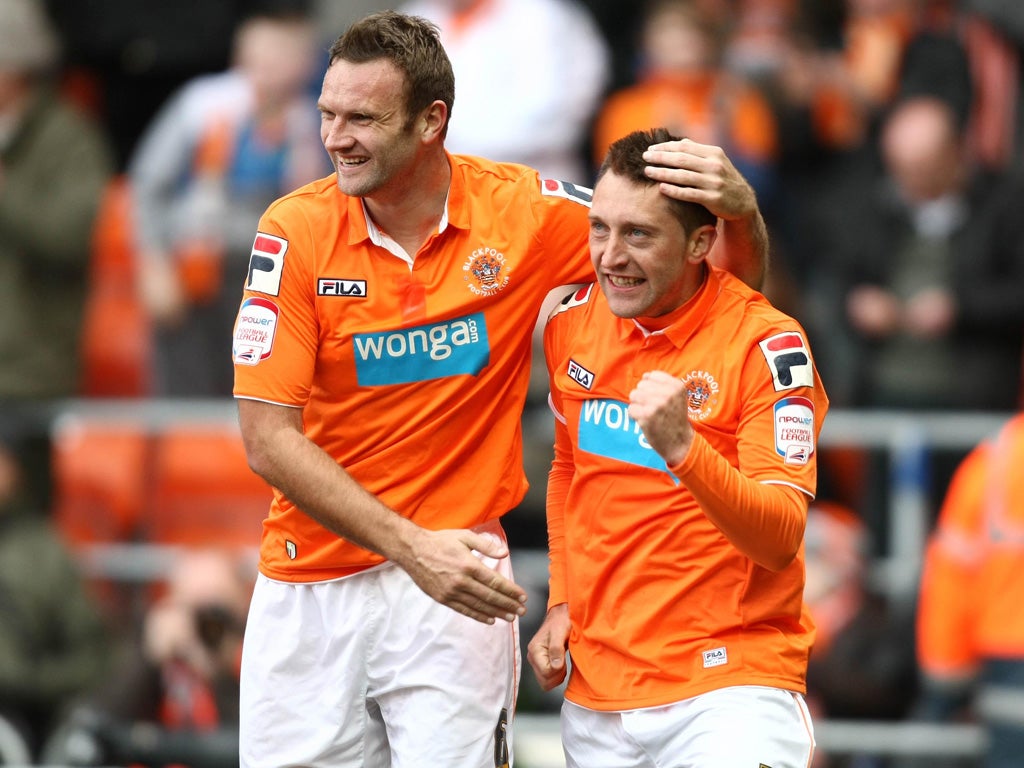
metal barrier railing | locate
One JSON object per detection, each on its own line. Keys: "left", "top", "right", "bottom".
{"left": 49, "top": 400, "right": 1013, "bottom": 604}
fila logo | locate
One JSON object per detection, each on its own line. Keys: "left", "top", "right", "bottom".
{"left": 702, "top": 646, "right": 728, "bottom": 668}
{"left": 246, "top": 232, "right": 288, "bottom": 296}
{"left": 318, "top": 278, "right": 367, "bottom": 297}
{"left": 567, "top": 359, "right": 594, "bottom": 390}
{"left": 758, "top": 331, "right": 813, "bottom": 392}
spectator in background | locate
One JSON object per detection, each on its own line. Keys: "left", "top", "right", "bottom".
{"left": 802, "top": 501, "right": 918, "bottom": 767}
{"left": 914, "top": 413, "right": 1024, "bottom": 768}
{"left": 831, "top": 0, "right": 917, "bottom": 140}
{"left": 814, "top": 92, "right": 1024, "bottom": 598}
{"left": 0, "top": 0, "right": 114, "bottom": 399}
{"left": 899, "top": 0, "right": 1020, "bottom": 174}
{"left": 828, "top": 94, "right": 1024, "bottom": 413}
{"left": 48, "top": 547, "right": 253, "bottom": 768}
{"left": 128, "top": 7, "right": 329, "bottom": 397}
{"left": 729, "top": 0, "right": 917, "bottom": 167}
{"left": 0, "top": 418, "right": 111, "bottom": 761}
{"left": 398, "top": 0, "right": 610, "bottom": 183}
{"left": 966, "top": 0, "right": 1024, "bottom": 170}
{"left": 591, "top": 0, "right": 779, "bottom": 204}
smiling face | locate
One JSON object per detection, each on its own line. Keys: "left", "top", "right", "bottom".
{"left": 589, "top": 170, "right": 715, "bottom": 319}
{"left": 318, "top": 58, "right": 429, "bottom": 199}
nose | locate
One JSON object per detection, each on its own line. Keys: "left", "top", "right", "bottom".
{"left": 598, "top": 231, "right": 629, "bottom": 270}
{"left": 322, "top": 116, "right": 354, "bottom": 151}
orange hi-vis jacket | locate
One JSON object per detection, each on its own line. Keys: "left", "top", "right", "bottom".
{"left": 232, "top": 153, "right": 594, "bottom": 582}
{"left": 544, "top": 267, "right": 828, "bottom": 710}
{"left": 917, "top": 413, "right": 1024, "bottom": 675}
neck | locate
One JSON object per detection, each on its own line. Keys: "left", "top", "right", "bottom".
{"left": 635, "top": 265, "right": 708, "bottom": 331}
{"left": 364, "top": 150, "right": 452, "bottom": 255}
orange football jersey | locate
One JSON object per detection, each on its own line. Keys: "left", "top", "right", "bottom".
{"left": 544, "top": 266, "right": 829, "bottom": 709}
{"left": 233, "top": 154, "right": 594, "bottom": 581}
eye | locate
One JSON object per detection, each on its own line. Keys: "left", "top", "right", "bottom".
{"left": 589, "top": 220, "right": 608, "bottom": 236}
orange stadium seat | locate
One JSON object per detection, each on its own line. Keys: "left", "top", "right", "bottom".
{"left": 79, "top": 176, "right": 152, "bottom": 397}
{"left": 144, "top": 426, "right": 272, "bottom": 548}
{"left": 52, "top": 419, "right": 150, "bottom": 547}
{"left": 52, "top": 417, "right": 157, "bottom": 630}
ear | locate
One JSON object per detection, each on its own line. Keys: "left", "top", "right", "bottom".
{"left": 686, "top": 224, "right": 718, "bottom": 264}
{"left": 419, "top": 100, "right": 448, "bottom": 144}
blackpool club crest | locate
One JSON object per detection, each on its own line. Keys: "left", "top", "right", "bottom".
{"left": 463, "top": 247, "right": 510, "bottom": 296}
{"left": 682, "top": 370, "right": 720, "bottom": 420}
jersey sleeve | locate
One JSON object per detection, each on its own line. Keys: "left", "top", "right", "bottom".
{"left": 532, "top": 177, "right": 594, "bottom": 288}
{"left": 543, "top": 307, "right": 573, "bottom": 607}
{"left": 735, "top": 325, "right": 826, "bottom": 496}
{"left": 669, "top": 435, "right": 810, "bottom": 570}
{"left": 671, "top": 322, "right": 827, "bottom": 570}
{"left": 232, "top": 205, "right": 319, "bottom": 405}
{"left": 546, "top": 418, "right": 574, "bottom": 608}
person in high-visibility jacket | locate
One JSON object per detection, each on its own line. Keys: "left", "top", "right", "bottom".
{"left": 916, "top": 412, "right": 1024, "bottom": 767}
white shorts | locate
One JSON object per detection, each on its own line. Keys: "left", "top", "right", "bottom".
{"left": 239, "top": 521, "right": 521, "bottom": 768}
{"left": 561, "top": 685, "right": 815, "bottom": 768}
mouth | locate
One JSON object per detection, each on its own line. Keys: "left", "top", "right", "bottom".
{"left": 336, "top": 156, "right": 368, "bottom": 170}
{"left": 606, "top": 274, "right": 644, "bottom": 288}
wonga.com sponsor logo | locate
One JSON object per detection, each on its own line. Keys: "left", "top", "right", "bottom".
{"left": 352, "top": 313, "right": 490, "bottom": 385}
{"left": 577, "top": 399, "right": 678, "bottom": 483}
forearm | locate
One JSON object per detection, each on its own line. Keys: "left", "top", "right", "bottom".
{"left": 238, "top": 398, "right": 525, "bottom": 623}
{"left": 715, "top": 210, "right": 770, "bottom": 292}
{"left": 545, "top": 418, "right": 574, "bottom": 607}
{"left": 670, "top": 432, "right": 807, "bottom": 570}
{"left": 238, "top": 401, "right": 421, "bottom": 566}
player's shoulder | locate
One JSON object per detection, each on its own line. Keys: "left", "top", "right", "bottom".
{"left": 715, "top": 268, "right": 809, "bottom": 339}
{"left": 545, "top": 283, "right": 599, "bottom": 328}
{"left": 452, "top": 153, "right": 593, "bottom": 207}
{"left": 262, "top": 174, "right": 342, "bottom": 222}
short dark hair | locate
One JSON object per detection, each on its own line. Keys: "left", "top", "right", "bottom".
{"left": 328, "top": 11, "right": 455, "bottom": 135}
{"left": 597, "top": 128, "right": 717, "bottom": 233}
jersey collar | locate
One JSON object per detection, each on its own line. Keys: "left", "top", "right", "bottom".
{"left": 628, "top": 267, "right": 722, "bottom": 348}
{"left": 441, "top": 151, "right": 472, "bottom": 232}
{"left": 346, "top": 175, "right": 455, "bottom": 266}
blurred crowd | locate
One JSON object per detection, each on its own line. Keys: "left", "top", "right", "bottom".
{"left": 1, "top": 0, "right": 1023, "bottom": 765}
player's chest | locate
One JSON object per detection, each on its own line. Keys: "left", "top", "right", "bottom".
{"left": 312, "top": 236, "right": 533, "bottom": 331}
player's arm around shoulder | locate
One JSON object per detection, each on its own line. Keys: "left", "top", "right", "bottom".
{"left": 544, "top": 283, "right": 598, "bottom": 328}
